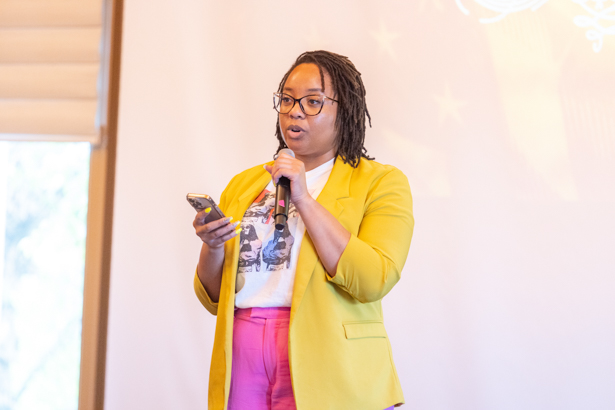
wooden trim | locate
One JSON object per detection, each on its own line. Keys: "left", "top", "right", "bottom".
{"left": 78, "top": 0, "right": 122, "bottom": 408}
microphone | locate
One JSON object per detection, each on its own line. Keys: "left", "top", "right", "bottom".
{"left": 274, "top": 148, "right": 295, "bottom": 230}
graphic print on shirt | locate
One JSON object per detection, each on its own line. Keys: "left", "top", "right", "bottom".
{"left": 243, "top": 190, "right": 275, "bottom": 223}
{"left": 238, "top": 223, "right": 262, "bottom": 272}
{"left": 263, "top": 224, "right": 294, "bottom": 270}
{"left": 238, "top": 189, "right": 297, "bottom": 274}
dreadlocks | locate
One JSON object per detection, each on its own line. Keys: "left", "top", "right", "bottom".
{"left": 274, "top": 50, "right": 374, "bottom": 168}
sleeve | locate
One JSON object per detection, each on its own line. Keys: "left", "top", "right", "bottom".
{"left": 192, "top": 174, "right": 237, "bottom": 315}
{"left": 194, "top": 270, "right": 219, "bottom": 315}
{"left": 327, "top": 168, "right": 414, "bottom": 303}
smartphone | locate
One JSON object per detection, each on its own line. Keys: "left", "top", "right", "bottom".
{"left": 186, "top": 193, "right": 226, "bottom": 223}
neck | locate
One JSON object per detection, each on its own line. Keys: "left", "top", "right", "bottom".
{"left": 296, "top": 151, "right": 336, "bottom": 172}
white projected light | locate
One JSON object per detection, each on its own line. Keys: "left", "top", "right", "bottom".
{"left": 456, "top": 0, "right": 615, "bottom": 52}
{"left": 105, "top": 1, "right": 615, "bottom": 409}
{"left": 573, "top": 0, "right": 615, "bottom": 52}
{"left": 455, "top": 0, "right": 548, "bottom": 23}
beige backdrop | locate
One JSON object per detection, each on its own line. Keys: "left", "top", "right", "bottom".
{"left": 105, "top": 1, "right": 615, "bottom": 409}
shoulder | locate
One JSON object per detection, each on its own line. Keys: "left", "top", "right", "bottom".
{"left": 349, "top": 158, "right": 409, "bottom": 189}
{"left": 344, "top": 159, "right": 412, "bottom": 210}
{"left": 229, "top": 163, "right": 270, "bottom": 183}
{"left": 223, "top": 162, "right": 272, "bottom": 194}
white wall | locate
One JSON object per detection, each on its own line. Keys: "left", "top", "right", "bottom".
{"left": 105, "top": 1, "right": 615, "bottom": 409}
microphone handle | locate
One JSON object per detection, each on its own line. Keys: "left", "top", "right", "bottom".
{"left": 274, "top": 176, "right": 291, "bottom": 230}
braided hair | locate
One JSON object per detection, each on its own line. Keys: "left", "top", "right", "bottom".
{"left": 274, "top": 50, "right": 374, "bottom": 167}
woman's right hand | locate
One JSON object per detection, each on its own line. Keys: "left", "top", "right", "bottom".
{"left": 193, "top": 209, "right": 241, "bottom": 249}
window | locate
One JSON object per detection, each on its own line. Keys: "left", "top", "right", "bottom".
{"left": 0, "top": 0, "right": 121, "bottom": 409}
{"left": 0, "top": 141, "right": 91, "bottom": 409}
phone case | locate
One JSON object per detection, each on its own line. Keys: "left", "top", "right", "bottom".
{"left": 186, "top": 193, "right": 226, "bottom": 222}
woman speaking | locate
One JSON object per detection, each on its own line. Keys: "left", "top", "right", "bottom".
{"left": 192, "top": 50, "right": 414, "bottom": 410}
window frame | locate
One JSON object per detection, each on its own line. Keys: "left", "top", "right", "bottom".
{"left": 77, "top": 0, "right": 122, "bottom": 408}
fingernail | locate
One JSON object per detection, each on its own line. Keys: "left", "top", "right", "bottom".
{"left": 205, "top": 207, "right": 211, "bottom": 213}
{"left": 227, "top": 216, "right": 233, "bottom": 222}
{"left": 233, "top": 221, "right": 240, "bottom": 227}
{"left": 235, "top": 228, "right": 242, "bottom": 235}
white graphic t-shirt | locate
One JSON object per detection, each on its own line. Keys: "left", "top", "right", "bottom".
{"left": 235, "top": 158, "right": 335, "bottom": 308}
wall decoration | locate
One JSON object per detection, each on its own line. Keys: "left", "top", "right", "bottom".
{"left": 456, "top": 0, "right": 615, "bottom": 52}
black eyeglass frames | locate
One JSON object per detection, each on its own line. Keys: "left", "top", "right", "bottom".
{"left": 273, "top": 92, "right": 338, "bottom": 116}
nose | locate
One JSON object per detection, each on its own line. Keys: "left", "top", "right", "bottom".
{"left": 288, "top": 100, "right": 305, "bottom": 119}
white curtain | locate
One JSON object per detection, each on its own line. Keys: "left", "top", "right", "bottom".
{"left": 106, "top": 1, "right": 615, "bottom": 409}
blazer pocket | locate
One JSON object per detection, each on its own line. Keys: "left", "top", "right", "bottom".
{"left": 343, "top": 321, "right": 387, "bottom": 340}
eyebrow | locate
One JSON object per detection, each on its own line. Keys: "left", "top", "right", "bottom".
{"left": 283, "top": 87, "right": 324, "bottom": 93}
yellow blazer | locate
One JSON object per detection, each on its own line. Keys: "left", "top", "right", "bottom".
{"left": 194, "top": 157, "right": 414, "bottom": 410}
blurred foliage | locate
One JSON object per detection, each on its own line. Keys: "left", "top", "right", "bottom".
{"left": 0, "top": 141, "right": 90, "bottom": 410}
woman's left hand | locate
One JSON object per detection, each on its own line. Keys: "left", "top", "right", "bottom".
{"left": 264, "top": 152, "right": 312, "bottom": 206}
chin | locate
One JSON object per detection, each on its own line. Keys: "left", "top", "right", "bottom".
{"left": 284, "top": 141, "right": 304, "bottom": 153}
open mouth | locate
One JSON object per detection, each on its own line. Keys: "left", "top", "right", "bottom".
{"left": 287, "top": 125, "right": 305, "bottom": 137}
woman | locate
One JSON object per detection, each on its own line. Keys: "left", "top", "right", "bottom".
{"left": 193, "top": 50, "right": 414, "bottom": 410}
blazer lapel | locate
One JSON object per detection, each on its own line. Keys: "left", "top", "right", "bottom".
{"left": 290, "top": 157, "right": 353, "bottom": 325}
{"left": 236, "top": 168, "right": 272, "bottom": 208}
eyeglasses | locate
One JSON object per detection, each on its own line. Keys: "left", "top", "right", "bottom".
{"left": 273, "top": 92, "right": 338, "bottom": 116}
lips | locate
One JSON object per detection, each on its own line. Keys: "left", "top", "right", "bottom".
{"left": 287, "top": 124, "right": 305, "bottom": 132}
{"left": 286, "top": 124, "right": 305, "bottom": 138}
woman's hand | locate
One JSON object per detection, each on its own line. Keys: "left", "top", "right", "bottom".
{"left": 193, "top": 210, "right": 241, "bottom": 249}
{"left": 264, "top": 152, "right": 312, "bottom": 206}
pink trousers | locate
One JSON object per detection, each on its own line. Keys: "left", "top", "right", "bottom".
{"left": 228, "top": 307, "right": 395, "bottom": 410}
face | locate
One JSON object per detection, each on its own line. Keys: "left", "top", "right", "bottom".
{"left": 279, "top": 63, "right": 338, "bottom": 165}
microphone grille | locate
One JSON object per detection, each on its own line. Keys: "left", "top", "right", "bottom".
{"left": 277, "top": 148, "right": 295, "bottom": 158}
